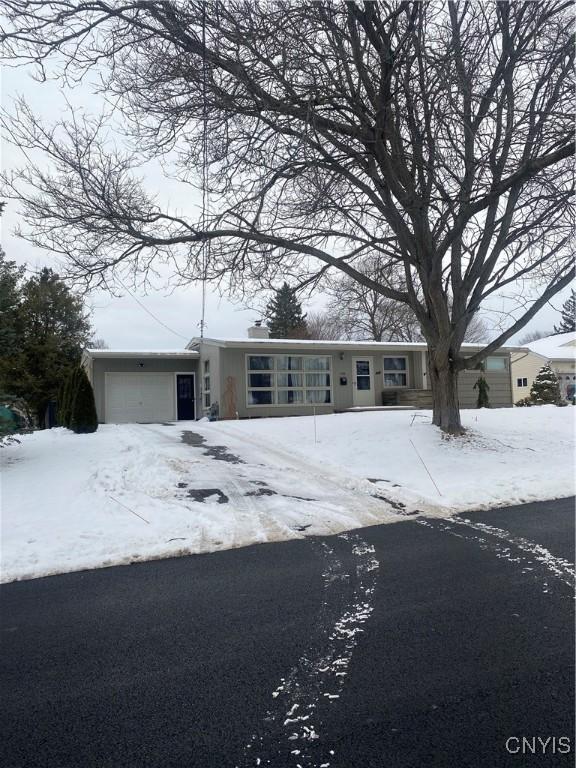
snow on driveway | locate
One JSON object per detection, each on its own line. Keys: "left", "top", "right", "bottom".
{"left": 1, "top": 407, "right": 573, "bottom": 582}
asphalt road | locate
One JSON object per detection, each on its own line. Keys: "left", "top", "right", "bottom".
{"left": 1, "top": 497, "right": 574, "bottom": 768}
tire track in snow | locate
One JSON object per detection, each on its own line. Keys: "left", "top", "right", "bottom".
{"left": 418, "top": 517, "right": 575, "bottom": 591}
{"left": 456, "top": 517, "right": 575, "bottom": 586}
{"left": 238, "top": 533, "right": 379, "bottom": 768}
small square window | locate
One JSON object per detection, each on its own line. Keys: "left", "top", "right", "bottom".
{"left": 277, "top": 356, "right": 302, "bottom": 371}
{"left": 306, "top": 373, "right": 331, "bottom": 387}
{"left": 249, "top": 356, "right": 274, "bottom": 370}
{"left": 384, "top": 372, "right": 407, "bottom": 387}
{"left": 304, "top": 356, "right": 330, "bottom": 371}
{"left": 249, "top": 373, "right": 273, "bottom": 388}
{"left": 277, "top": 390, "right": 304, "bottom": 404}
{"left": 306, "top": 389, "right": 331, "bottom": 404}
{"left": 383, "top": 357, "right": 407, "bottom": 371}
{"left": 248, "top": 390, "right": 274, "bottom": 405}
{"left": 517, "top": 377, "right": 528, "bottom": 387}
{"left": 277, "top": 372, "right": 303, "bottom": 387}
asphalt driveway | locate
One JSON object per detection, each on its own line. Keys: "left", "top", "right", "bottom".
{"left": 0, "top": 497, "right": 574, "bottom": 768}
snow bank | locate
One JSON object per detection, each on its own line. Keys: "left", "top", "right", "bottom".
{"left": 1, "top": 408, "right": 573, "bottom": 583}
{"left": 213, "top": 407, "right": 575, "bottom": 511}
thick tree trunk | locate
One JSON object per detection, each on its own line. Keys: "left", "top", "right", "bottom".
{"left": 428, "top": 352, "right": 464, "bottom": 434}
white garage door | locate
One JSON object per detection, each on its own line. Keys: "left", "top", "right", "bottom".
{"left": 105, "top": 373, "right": 175, "bottom": 423}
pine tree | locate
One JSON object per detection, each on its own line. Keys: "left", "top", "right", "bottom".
{"left": 58, "top": 367, "right": 81, "bottom": 427}
{"left": 554, "top": 289, "right": 575, "bottom": 334}
{"left": 266, "top": 282, "right": 309, "bottom": 339}
{"left": 0, "top": 268, "right": 92, "bottom": 424}
{"left": 0, "top": 250, "right": 24, "bottom": 356}
{"left": 57, "top": 377, "right": 69, "bottom": 427}
{"left": 529, "top": 365, "right": 561, "bottom": 405}
{"left": 69, "top": 366, "right": 98, "bottom": 433}
{"left": 473, "top": 375, "right": 490, "bottom": 408}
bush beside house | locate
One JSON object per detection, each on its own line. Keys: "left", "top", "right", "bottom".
{"left": 515, "top": 365, "right": 564, "bottom": 407}
{"left": 529, "top": 365, "right": 562, "bottom": 405}
{"left": 69, "top": 367, "right": 98, "bottom": 433}
{"left": 59, "top": 366, "right": 98, "bottom": 433}
{"left": 473, "top": 375, "right": 490, "bottom": 408}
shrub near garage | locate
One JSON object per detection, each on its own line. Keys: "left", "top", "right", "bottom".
{"left": 68, "top": 367, "right": 98, "bottom": 434}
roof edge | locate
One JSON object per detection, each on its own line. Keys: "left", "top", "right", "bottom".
{"left": 189, "top": 336, "right": 524, "bottom": 352}
{"left": 83, "top": 349, "right": 199, "bottom": 359}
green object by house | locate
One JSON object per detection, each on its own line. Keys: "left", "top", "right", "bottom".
{"left": 0, "top": 404, "right": 19, "bottom": 434}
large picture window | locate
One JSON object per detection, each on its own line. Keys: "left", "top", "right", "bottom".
{"left": 247, "top": 354, "right": 332, "bottom": 406}
{"left": 383, "top": 356, "right": 408, "bottom": 387}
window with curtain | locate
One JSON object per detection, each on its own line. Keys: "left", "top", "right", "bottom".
{"left": 383, "top": 356, "right": 408, "bottom": 387}
{"left": 247, "top": 354, "right": 332, "bottom": 406}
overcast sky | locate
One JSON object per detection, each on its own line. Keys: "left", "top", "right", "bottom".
{"left": 1, "top": 63, "right": 570, "bottom": 349}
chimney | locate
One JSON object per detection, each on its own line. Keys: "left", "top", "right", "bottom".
{"left": 248, "top": 320, "right": 269, "bottom": 339}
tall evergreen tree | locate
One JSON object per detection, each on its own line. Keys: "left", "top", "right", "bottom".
{"left": 69, "top": 366, "right": 98, "bottom": 434}
{"left": 530, "top": 365, "right": 561, "bottom": 405}
{"left": 0, "top": 250, "right": 25, "bottom": 355}
{"left": 266, "top": 282, "right": 308, "bottom": 339}
{"left": 0, "top": 268, "right": 92, "bottom": 424}
{"left": 58, "top": 366, "right": 82, "bottom": 428}
{"left": 553, "top": 290, "right": 576, "bottom": 334}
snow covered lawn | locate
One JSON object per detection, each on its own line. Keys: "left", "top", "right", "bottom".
{"left": 1, "top": 407, "right": 573, "bottom": 582}
{"left": 215, "top": 406, "right": 575, "bottom": 511}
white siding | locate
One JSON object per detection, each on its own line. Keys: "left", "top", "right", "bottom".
{"left": 511, "top": 352, "right": 576, "bottom": 403}
{"left": 511, "top": 352, "right": 545, "bottom": 403}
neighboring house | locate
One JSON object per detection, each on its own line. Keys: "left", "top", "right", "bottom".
{"left": 82, "top": 326, "right": 519, "bottom": 423}
{"left": 511, "top": 331, "right": 576, "bottom": 404}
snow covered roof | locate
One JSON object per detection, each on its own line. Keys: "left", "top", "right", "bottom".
{"left": 188, "top": 336, "right": 522, "bottom": 353}
{"left": 525, "top": 332, "right": 576, "bottom": 362}
{"left": 84, "top": 349, "right": 198, "bottom": 359}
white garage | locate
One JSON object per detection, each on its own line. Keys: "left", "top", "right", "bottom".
{"left": 105, "top": 372, "right": 176, "bottom": 423}
{"left": 82, "top": 349, "right": 200, "bottom": 424}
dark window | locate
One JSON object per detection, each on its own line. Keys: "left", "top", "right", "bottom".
{"left": 249, "top": 390, "right": 274, "bottom": 405}
{"left": 249, "top": 356, "right": 274, "bottom": 370}
{"left": 249, "top": 373, "right": 273, "bottom": 388}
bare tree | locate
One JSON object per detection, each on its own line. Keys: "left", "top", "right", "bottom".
{"left": 1, "top": 2, "right": 573, "bottom": 432}
{"left": 325, "top": 270, "right": 489, "bottom": 342}
{"left": 517, "top": 328, "right": 552, "bottom": 344}
{"left": 463, "top": 314, "right": 489, "bottom": 344}
{"left": 319, "top": 254, "right": 490, "bottom": 342}
{"left": 324, "top": 259, "right": 423, "bottom": 341}
{"left": 305, "top": 311, "right": 347, "bottom": 341}
{"left": 89, "top": 337, "right": 109, "bottom": 349}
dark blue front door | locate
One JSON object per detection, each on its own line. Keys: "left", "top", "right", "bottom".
{"left": 177, "top": 375, "right": 195, "bottom": 420}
